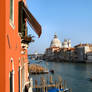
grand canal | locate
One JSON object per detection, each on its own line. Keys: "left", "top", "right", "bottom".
{"left": 29, "top": 59, "right": 92, "bottom": 92}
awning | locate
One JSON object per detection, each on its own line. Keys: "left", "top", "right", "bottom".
{"left": 19, "top": 1, "right": 42, "bottom": 37}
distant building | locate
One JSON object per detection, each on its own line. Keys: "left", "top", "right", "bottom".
{"left": 74, "top": 43, "right": 92, "bottom": 62}
{"left": 44, "top": 34, "right": 73, "bottom": 61}
{"left": 86, "top": 51, "right": 92, "bottom": 62}
{"left": 62, "top": 39, "right": 71, "bottom": 48}
{"left": 45, "top": 34, "right": 61, "bottom": 54}
{"left": 57, "top": 48, "right": 75, "bottom": 61}
{"left": 44, "top": 35, "right": 92, "bottom": 63}
{"left": 50, "top": 34, "right": 61, "bottom": 48}
{"left": 43, "top": 34, "right": 61, "bottom": 60}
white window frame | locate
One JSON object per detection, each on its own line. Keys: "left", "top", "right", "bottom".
{"left": 10, "top": 0, "right": 15, "bottom": 29}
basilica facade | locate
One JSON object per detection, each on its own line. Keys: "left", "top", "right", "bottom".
{"left": 45, "top": 34, "right": 72, "bottom": 55}
{"left": 43, "top": 34, "right": 74, "bottom": 61}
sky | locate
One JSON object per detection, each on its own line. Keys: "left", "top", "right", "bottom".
{"left": 26, "top": 0, "right": 92, "bottom": 54}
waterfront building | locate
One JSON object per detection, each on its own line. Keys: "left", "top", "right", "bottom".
{"left": 0, "top": 0, "right": 42, "bottom": 92}
{"left": 86, "top": 51, "right": 92, "bottom": 62}
{"left": 44, "top": 34, "right": 73, "bottom": 61}
{"left": 50, "top": 34, "right": 61, "bottom": 48}
{"left": 44, "top": 34, "right": 92, "bottom": 62}
{"left": 74, "top": 43, "right": 92, "bottom": 62}
{"left": 44, "top": 34, "right": 61, "bottom": 60}
{"left": 57, "top": 48, "right": 75, "bottom": 61}
{"left": 62, "top": 39, "right": 71, "bottom": 48}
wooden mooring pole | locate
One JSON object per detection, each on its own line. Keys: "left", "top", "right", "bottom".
{"left": 35, "top": 80, "right": 38, "bottom": 92}
{"left": 64, "top": 80, "right": 67, "bottom": 89}
{"left": 49, "top": 75, "right": 53, "bottom": 84}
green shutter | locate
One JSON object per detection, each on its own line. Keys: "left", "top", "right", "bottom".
{"left": 10, "top": 0, "right": 13, "bottom": 21}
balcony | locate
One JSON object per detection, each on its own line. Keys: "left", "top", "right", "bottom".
{"left": 18, "top": 1, "right": 42, "bottom": 45}
{"left": 19, "top": 24, "right": 34, "bottom": 44}
{"left": 21, "top": 35, "right": 34, "bottom": 44}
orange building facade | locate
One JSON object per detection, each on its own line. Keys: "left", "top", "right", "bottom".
{"left": 0, "top": 0, "right": 42, "bottom": 92}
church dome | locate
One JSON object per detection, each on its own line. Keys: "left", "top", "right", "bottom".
{"left": 50, "top": 34, "right": 61, "bottom": 48}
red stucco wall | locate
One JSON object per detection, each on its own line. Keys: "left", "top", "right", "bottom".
{"left": 5, "top": 0, "right": 21, "bottom": 92}
{"left": 0, "top": 0, "right": 5, "bottom": 92}
{"left": 0, "top": 0, "right": 29, "bottom": 92}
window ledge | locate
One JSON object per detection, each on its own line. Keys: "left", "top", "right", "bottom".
{"left": 10, "top": 20, "right": 15, "bottom": 29}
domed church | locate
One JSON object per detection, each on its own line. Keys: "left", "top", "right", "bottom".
{"left": 50, "top": 34, "right": 61, "bottom": 48}
{"left": 44, "top": 33, "right": 72, "bottom": 60}
{"left": 45, "top": 34, "right": 61, "bottom": 56}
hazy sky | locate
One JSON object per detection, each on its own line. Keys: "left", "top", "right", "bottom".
{"left": 27, "top": 0, "right": 92, "bottom": 54}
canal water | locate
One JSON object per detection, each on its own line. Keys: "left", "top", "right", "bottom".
{"left": 29, "top": 59, "right": 92, "bottom": 92}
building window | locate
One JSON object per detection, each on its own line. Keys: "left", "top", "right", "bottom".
{"left": 10, "top": 0, "right": 13, "bottom": 22}
{"left": 10, "top": 0, "right": 15, "bottom": 29}
{"left": 19, "top": 58, "right": 21, "bottom": 92}
{"left": 9, "top": 58, "right": 14, "bottom": 92}
{"left": 19, "top": 66, "right": 21, "bottom": 92}
{"left": 10, "top": 71, "right": 13, "bottom": 92}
